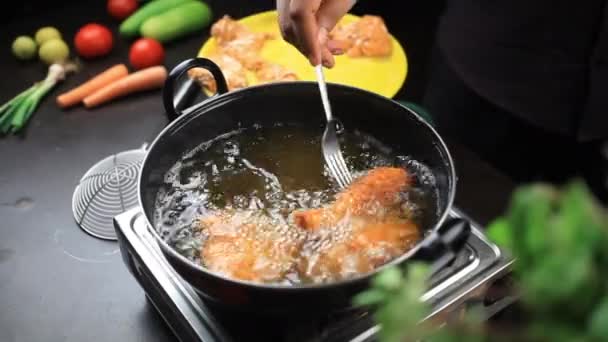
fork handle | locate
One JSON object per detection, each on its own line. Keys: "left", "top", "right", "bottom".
{"left": 315, "top": 64, "right": 333, "bottom": 122}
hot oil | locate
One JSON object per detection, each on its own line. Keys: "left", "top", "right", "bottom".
{"left": 153, "top": 123, "right": 439, "bottom": 284}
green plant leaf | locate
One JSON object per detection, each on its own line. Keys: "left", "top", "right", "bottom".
{"left": 486, "top": 217, "right": 512, "bottom": 250}
{"left": 527, "top": 318, "right": 587, "bottom": 342}
{"left": 373, "top": 266, "right": 404, "bottom": 291}
{"left": 353, "top": 288, "right": 386, "bottom": 307}
{"left": 588, "top": 292, "right": 608, "bottom": 339}
{"left": 508, "top": 185, "right": 557, "bottom": 269}
{"left": 352, "top": 180, "right": 608, "bottom": 342}
{"left": 522, "top": 250, "right": 600, "bottom": 318}
{"left": 356, "top": 264, "right": 433, "bottom": 342}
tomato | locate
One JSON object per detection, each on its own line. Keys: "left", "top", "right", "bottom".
{"left": 129, "top": 38, "right": 165, "bottom": 70}
{"left": 74, "top": 23, "right": 114, "bottom": 59}
{"left": 107, "top": 0, "right": 138, "bottom": 20}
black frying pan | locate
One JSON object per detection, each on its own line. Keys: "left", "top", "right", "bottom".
{"left": 138, "top": 58, "right": 470, "bottom": 314}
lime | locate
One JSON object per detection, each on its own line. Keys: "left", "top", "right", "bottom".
{"left": 38, "top": 39, "right": 69, "bottom": 64}
{"left": 35, "top": 26, "right": 62, "bottom": 45}
{"left": 12, "top": 36, "right": 37, "bottom": 60}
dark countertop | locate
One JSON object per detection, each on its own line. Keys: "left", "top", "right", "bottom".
{"left": 0, "top": 1, "right": 515, "bottom": 341}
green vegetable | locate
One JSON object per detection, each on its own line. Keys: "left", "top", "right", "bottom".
{"left": 486, "top": 217, "right": 511, "bottom": 251}
{"left": 34, "top": 26, "right": 62, "bottom": 45}
{"left": 355, "top": 264, "right": 489, "bottom": 342}
{"left": 354, "top": 264, "right": 431, "bottom": 342}
{"left": 38, "top": 39, "right": 69, "bottom": 65}
{"left": 119, "top": 0, "right": 193, "bottom": 38}
{"left": 486, "top": 180, "right": 608, "bottom": 341}
{"left": 0, "top": 63, "right": 77, "bottom": 135}
{"left": 140, "top": 1, "right": 212, "bottom": 43}
{"left": 588, "top": 293, "right": 608, "bottom": 340}
{"left": 12, "top": 36, "right": 37, "bottom": 60}
{"left": 361, "top": 179, "right": 608, "bottom": 342}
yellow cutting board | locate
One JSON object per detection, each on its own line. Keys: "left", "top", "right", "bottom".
{"left": 197, "top": 10, "right": 408, "bottom": 98}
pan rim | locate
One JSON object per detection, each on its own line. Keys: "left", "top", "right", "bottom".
{"left": 137, "top": 81, "right": 457, "bottom": 291}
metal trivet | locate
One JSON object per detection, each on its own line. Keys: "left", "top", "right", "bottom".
{"left": 73, "top": 146, "right": 147, "bottom": 240}
{"left": 114, "top": 207, "right": 516, "bottom": 342}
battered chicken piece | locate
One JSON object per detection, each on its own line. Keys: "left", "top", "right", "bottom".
{"left": 293, "top": 167, "right": 412, "bottom": 230}
{"left": 299, "top": 217, "right": 420, "bottom": 282}
{"left": 197, "top": 210, "right": 305, "bottom": 283}
{"left": 211, "top": 15, "right": 275, "bottom": 70}
{"left": 197, "top": 167, "right": 418, "bottom": 284}
{"left": 188, "top": 53, "right": 248, "bottom": 92}
{"left": 329, "top": 15, "right": 393, "bottom": 57}
{"left": 293, "top": 167, "right": 420, "bottom": 282}
{"left": 255, "top": 61, "right": 299, "bottom": 84}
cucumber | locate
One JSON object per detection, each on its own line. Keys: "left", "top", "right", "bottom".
{"left": 119, "top": 0, "right": 193, "bottom": 38}
{"left": 140, "top": 1, "right": 213, "bottom": 43}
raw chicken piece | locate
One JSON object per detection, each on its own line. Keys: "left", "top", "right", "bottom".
{"left": 293, "top": 167, "right": 419, "bottom": 282}
{"left": 211, "top": 15, "right": 275, "bottom": 70}
{"left": 197, "top": 210, "right": 306, "bottom": 283}
{"left": 192, "top": 15, "right": 299, "bottom": 92}
{"left": 218, "top": 39, "right": 267, "bottom": 71}
{"left": 329, "top": 15, "right": 393, "bottom": 57}
{"left": 210, "top": 15, "right": 273, "bottom": 46}
{"left": 255, "top": 61, "right": 299, "bottom": 84}
{"left": 188, "top": 53, "right": 248, "bottom": 92}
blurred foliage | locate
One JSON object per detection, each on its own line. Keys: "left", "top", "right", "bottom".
{"left": 355, "top": 179, "right": 608, "bottom": 342}
{"left": 353, "top": 265, "right": 430, "bottom": 342}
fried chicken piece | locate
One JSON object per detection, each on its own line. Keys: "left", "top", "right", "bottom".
{"left": 298, "top": 217, "right": 420, "bottom": 282}
{"left": 197, "top": 210, "right": 306, "bottom": 283}
{"left": 188, "top": 53, "right": 248, "bottom": 92}
{"left": 255, "top": 61, "right": 299, "bottom": 84}
{"left": 293, "top": 167, "right": 412, "bottom": 230}
{"left": 211, "top": 15, "right": 275, "bottom": 70}
{"left": 329, "top": 15, "right": 392, "bottom": 57}
{"left": 293, "top": 167, "right": 419, "bottom": 282}
{"left": 197, "top": 167, "right": 417, "bottom": 284}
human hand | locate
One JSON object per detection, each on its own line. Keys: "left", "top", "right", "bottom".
{"left": 277, "top": 0, "right": 356, "bottom": 68}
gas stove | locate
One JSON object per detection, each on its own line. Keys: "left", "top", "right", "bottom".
{"left": 114, "top": 207, "right": 515, "bottom": 342}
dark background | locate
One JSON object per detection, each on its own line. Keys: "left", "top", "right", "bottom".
{"left": 0, "top": 1, "right": 518, "bottom": 342}
{"left": 4, "top": 0, "right": 447, "bottom": 103}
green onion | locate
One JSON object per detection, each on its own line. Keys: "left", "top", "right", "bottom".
{"left": 0, "top": 62, "right": 77, "bottom": 135}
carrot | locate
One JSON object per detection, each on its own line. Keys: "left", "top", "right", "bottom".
{"left": 83, "top": 66, "right": 168, "bottom": 108}
{"left": 56, "top": 64, "right": 129, "bottom": 109}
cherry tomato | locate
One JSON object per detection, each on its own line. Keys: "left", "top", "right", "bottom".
{"left": 107, "top": 0, "right": 138, "bottom": 20}
{"left": 129, "top": 38, "right": 165, "bottom": 70}
{"left": 74, "top": 23, "right": 114, "bottom": 59}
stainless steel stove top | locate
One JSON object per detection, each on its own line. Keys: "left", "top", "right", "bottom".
{"left": 114, "top": 207, "right": 515, "bottom": 342}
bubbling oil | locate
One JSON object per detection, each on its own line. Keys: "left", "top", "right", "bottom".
{"left": 153, "top": 123, "right": 439, "bottom": 284}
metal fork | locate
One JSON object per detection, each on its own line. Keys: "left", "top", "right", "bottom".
{"left": 314, "top": 64, "right": 354, "bottom": 189}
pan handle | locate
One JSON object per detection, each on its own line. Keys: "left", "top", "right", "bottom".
{"left": 162, "top": 57, "right": 229, "bottom": 122}
{"left": 409, "top": 217, "right": 471, "bottom": 275}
